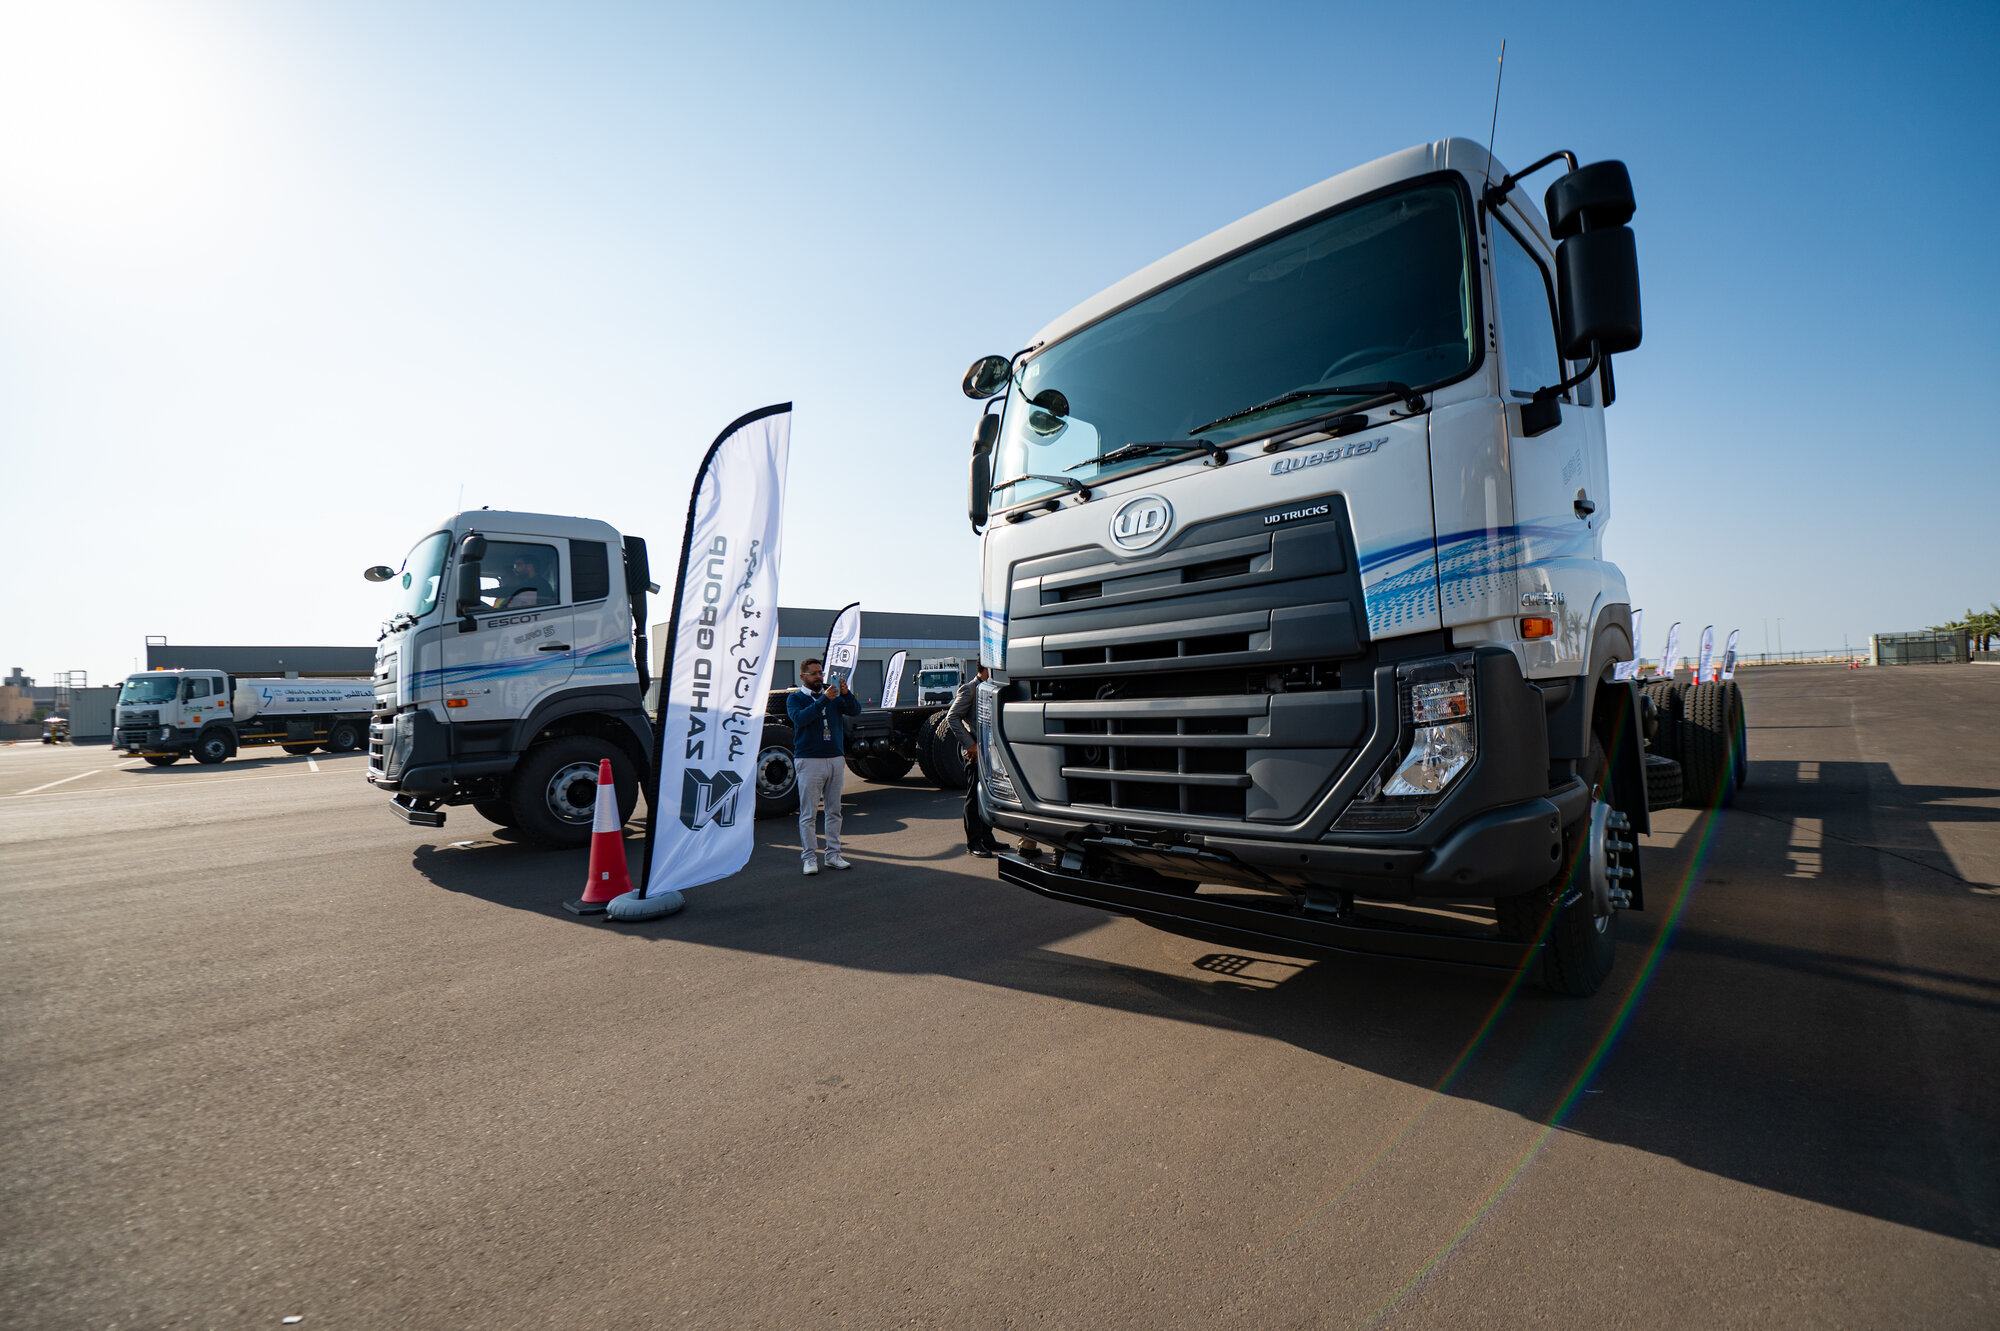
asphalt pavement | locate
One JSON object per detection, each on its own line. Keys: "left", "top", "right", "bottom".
{"left": 2, "top": 665, "right": 1996, "bottom": 1328}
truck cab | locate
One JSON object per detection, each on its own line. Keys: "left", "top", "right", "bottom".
{"left": 364, "top": 510, "right": 657, "bottom": 846}
{"left": 963, "top": 139, "right": 1652, "bottom": 994}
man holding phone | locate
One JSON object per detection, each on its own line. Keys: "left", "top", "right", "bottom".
{"left": 787, "top": 657, "right": 863, "bottom": 875}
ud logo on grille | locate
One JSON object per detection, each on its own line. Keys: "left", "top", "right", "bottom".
{"left": 680, "top": 769, "right": 743, "bottom": 830}
{"left": 1109, "top": 495, "right": 1173, "bottom": 550}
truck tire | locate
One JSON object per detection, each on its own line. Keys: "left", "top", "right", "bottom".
{"left": 927, "top": 713, "right": 970, "bottom": 790}
{"left": 192, "top": 730, "right": 231, "bottom": 765}
{"left": 1644, "top": 752, "right": 1683, "bottom": 810}
{"left": 1640, "top": 681, "right": 1684, "bottom": 762}
{"left": 755, "top": 723, "right": 799, "bottom": 819}
{"left": 914, "top": 722, "right": 946, "bottom": 786}
{"left": 866, "top": 753, "right": 915, "bottom": 782}
{"left": 507, "top": 735, "right": 636, "bottom": 848}
{"left": 1679, "top": 682, "right": 1742, "bottom": 809}
{"left": 143, "top": 754, "right": 179, "bottom": 767}
{"left": 325, "top": 721, "right": 362, "bottom": 753}
{"left": 473, "top": 800, "right": 518, "bottom": 827}
{"left": 282, "top": 743, "right": 317, "bottom": 755}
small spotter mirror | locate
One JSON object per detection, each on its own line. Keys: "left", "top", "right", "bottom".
{"left": 363, "top": 565, "right": 396, "bottom": 582}
{"left": 962, "top": 355, "right": 1012, "bottom": 400}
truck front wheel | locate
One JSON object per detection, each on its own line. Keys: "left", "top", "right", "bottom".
{"left": 507, "top": 736, "right": 636, "bottom": 848}
{"left": 143, "top": 754, "right": 179, "bottom": 767}
{"left": 473, "top": 800, "right": 518, "bottom": 828}
{"left": 192, "top": 731, "right": 231, "bottom": 765}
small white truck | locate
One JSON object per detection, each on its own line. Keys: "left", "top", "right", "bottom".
{"left": 915, "top": 658, "right": 975, "bottom": 707}
{"left": 114, "top": 671, "right": 374, "bottom": 766}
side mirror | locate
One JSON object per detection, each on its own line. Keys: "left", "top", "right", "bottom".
{"left": 1546, "top": 161, "right": 1642, "bottom": 358}
{"left": 454, "top": 532, "right": 487, "bottom": 629}
{"left": 962, "top": 354, "right": 1012, "bottom": 400}
{"left": 969, "top": 412, "right": 999, "bottom": 529}
{"left": 363, "top": 565, "right": 396, "bottom": 582}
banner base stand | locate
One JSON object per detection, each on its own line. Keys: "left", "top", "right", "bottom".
{"left": 562, "top": 898, "right": 609, "bottom": 916}
{"left": 606, "top": 888, "right": 685, "bottom": 922}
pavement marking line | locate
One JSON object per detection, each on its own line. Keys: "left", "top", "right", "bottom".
{"left": 15, "top": 768, "right": 122, "bottom": 796}
{"left": 307, "top": 756, "right": 320, "bottom": 772}
{"left": 1, "top": 770, "right": 333, "bottom": 801}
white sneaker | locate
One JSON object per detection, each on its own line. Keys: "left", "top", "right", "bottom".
{"left": 824, "top": 854, "right": 852, "bottom": 870}
{"left": 802, "top": 860, "right": 820, "bottom": 876}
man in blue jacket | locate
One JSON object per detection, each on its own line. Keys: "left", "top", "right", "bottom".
{"left": 786, "top": 657, "right": 863, "bottom": 875}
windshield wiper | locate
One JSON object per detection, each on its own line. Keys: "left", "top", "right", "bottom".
{"left": 1066, "top": 439, "right": 1227, "bottom": 471}
{"left": 1188, "top": 381, "right": 1424, "bottom": 436}
{"left": 992, "top": 473, "right": 1092, "bottom": 498}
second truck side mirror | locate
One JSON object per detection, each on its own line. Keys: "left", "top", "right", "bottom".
{"left": 454, "top": 532, "right": 487, "bottom": 630}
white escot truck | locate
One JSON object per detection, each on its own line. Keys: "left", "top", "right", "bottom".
{"left": 961, "top": 138, "right": 1742, "bottom": 996}
{"left": 114, "top": 671, "right": 374, "bottom": 765}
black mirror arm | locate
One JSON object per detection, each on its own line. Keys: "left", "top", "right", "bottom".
{"left": 1531, "top": 343, "right": 1603, "bottom": 405}
{"left": 1482, "top": 148, "right": 1579, "bottom": 212}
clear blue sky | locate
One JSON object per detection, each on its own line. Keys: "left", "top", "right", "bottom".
{"left": 3, "top": 0, "right": 1995, "bottom": 684}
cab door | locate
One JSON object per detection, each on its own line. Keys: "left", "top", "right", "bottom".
{"left": 1493, "top": 212, "right": 1602, "bottom": 673}
{"left": 440, "top": 533, "right": 576, "bottom": 724}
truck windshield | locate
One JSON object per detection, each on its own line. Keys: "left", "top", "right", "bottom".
{"left": 392, "top": 531, "right": 452, "bottom": 619}
{"left": 120, "top": 677, "right": 179, "bottom": 704}
{"left": 918, "top": 671, "right": 958, "bottom": 688}
{"left": 993, "top": 181, "right": 1475, "bottom": 505}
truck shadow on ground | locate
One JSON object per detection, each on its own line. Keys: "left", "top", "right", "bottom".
{"left": 407, "top": 763, "right": 2000, "bottom": 1249}
{"left": 123, "top": 752, "right": 369, "bottom": 776}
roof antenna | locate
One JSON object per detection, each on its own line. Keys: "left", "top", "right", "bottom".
{"left": 1482, "top": 39, "right": 1507, "bottom": 197}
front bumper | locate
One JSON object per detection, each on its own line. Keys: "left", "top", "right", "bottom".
{"left": 366, "top": 708, "right": 518, "bottom": 797}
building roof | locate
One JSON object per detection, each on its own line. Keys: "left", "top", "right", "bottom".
{"left": 144, "top": 645, "right": 375, "bottom": 678}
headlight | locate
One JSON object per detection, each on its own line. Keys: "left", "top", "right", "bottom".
{"left": 1383, "top": 720, "right": 1474, "bottom": 795}
{"left": 159, "top": 725, "right": 174, "bottom": 737}
{"left": 976, "top": 681, "right": 1019, "bottom": 805}
{"left": 1334, "top": 656, "right": 1478, "bottom": 830}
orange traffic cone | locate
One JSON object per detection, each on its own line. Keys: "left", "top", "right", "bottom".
{"left": 562, "top": 759, "right": 631, "bottom": 916}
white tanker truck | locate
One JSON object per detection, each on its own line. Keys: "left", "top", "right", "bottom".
{"left": 114, "top": 670, "right": 374, "bottom": 766}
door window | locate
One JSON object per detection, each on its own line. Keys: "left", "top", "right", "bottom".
{"left": 774, "top": 659, "right": 796, "bottom": 689}
{"left": 477, "top": 542, "right": 562, "bottom": 611}
{"left": 1492, "top": 222, "right": 1562, "bottom": 402}
{"left": 184, "top": 677, "right": 211, "bottom": 700}
{"left": 570, "top": 541, "right": 610, "bottom": 603}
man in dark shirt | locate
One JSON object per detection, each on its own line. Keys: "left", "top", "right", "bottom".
{"left": 786, "top": 657, "right": 863, "bottom": 875}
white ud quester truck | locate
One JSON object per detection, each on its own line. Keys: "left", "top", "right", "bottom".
{"left": 363, "top": 512, "right": 660, "bottom": 847}
{"left": 964, "top": 139, "right": 1661, "bottom": 996}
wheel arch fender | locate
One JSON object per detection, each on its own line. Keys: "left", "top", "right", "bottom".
{"left": 508, "top": 687, "right": 655, "bottom": 798}
{"left": 1545, "top": 601, "right": 1632, "bottom": 761}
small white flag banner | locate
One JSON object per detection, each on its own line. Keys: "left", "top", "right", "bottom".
{"left": 639, "top": 403, "right": 792, "bottom": 899}
{"left": 1614, "top": 609, "right": 1644, "bottom": 682}
{"left": 1697, "top": 625, "right": 1715, "bottom": 683}
{"left": 823, "top": 601, "right": 861, "bottom": 692}
{"left": 1721, "top": 628, "right": 1741, "bottom": 680}
{"left": 1660, "top": 621, "right": 1682, "bottom": 680}
{"left": 880, "top": 649, "right": 908, "bottom": 710}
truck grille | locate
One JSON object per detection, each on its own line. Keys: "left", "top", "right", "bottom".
{"left": 996, "top": 493, "right": 1375, "bottom": 827}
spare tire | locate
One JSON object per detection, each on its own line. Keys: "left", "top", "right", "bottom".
{"left": 1644, "top": 752, "right": 1683, "bottom": 811}
{"left": 1679, "top": 682, "right": 1742, "bottom": 809}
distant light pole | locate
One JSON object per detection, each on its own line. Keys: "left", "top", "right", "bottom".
{"left": 1776, "top": 618, "right": 1784, "bottom": 658}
